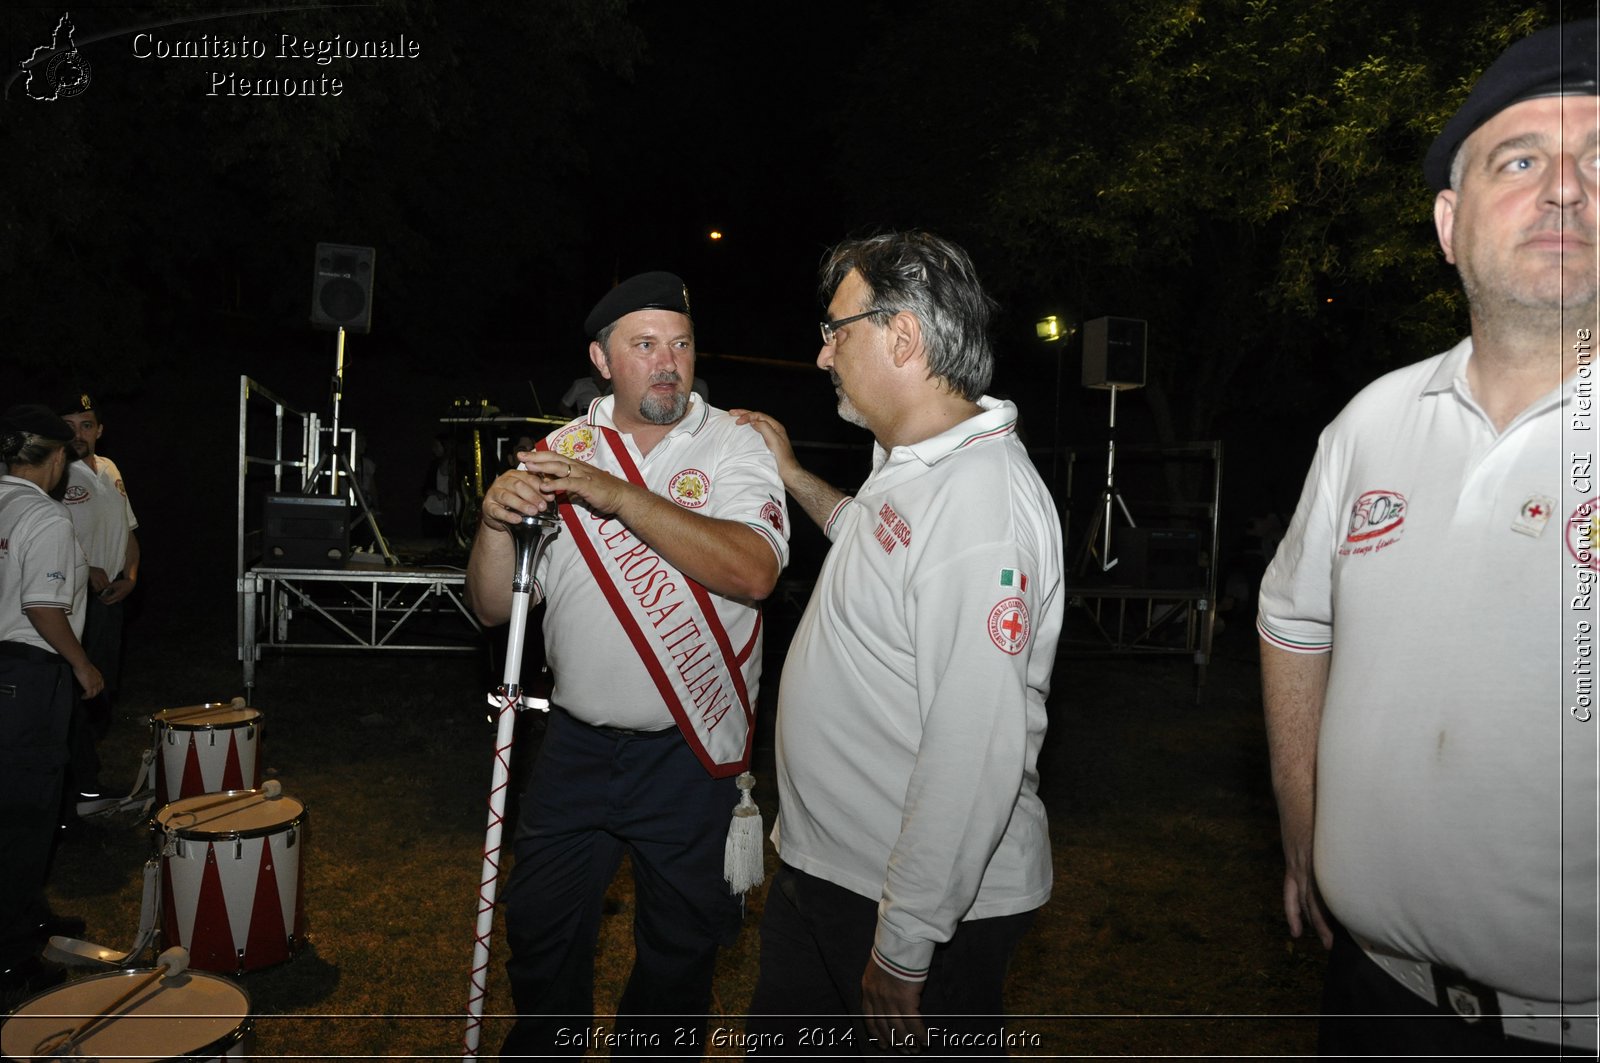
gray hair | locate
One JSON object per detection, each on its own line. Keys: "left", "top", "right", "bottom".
{"left": 820, "top": 231, "right": 997, "bottom": 401}
{"left": 1449, "top": 146, "right": 1466, "bottom": 192}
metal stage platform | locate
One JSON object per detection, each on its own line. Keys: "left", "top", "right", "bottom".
{"left": 239, "top": 560, "right": 479, "bottom": 694}
{"left": 236, "top": 375, "right": 486, "bottom": 694}
{"left": 1060, "top": 441, "right": 1223, "bottom": 699}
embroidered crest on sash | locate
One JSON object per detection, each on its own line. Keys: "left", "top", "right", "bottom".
{"left": 550, "top": 424, "right": 598, "bottom": 463}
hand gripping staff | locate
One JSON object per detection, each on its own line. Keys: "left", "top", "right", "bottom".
{"left": 463, "top": 509, "right": 561, "bottom": 1058}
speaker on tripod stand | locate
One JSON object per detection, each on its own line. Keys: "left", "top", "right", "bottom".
{"left": 310, "top": 243, "right": 375, "bottom": 333}
{"left": 1075, "top": 317, "right": 1147, "bottom": 575}
{"left": 303, "top": 242, "right": 394, "bottom": 563}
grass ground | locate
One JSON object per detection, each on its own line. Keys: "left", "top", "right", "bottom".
{"left": 13, "top": 582, "right": 1324, "bottom": 1059}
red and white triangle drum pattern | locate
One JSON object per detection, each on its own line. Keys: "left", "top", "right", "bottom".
{"left": 152, "top": 703, "right": 263, "bottom": 804}
{"left": 157, "top": 789, "right": 306, "bottom": 974}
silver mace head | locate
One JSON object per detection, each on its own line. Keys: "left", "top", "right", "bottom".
{"left": 510, "top": 510, "right": 562, "bottom": 593}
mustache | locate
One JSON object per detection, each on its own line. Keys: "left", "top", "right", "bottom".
{"left": 650, "top": 371, "right": 682, "bottom": 386}
{"left": 830, "top": 370, "right": 843, "bottom": 388}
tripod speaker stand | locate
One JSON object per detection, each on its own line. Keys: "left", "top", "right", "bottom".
{"left": 1074, "top": 316, "right": 1147, "bottom": 575}
{"left": 303, "top": 325, "right": 396, "bottom": 564}
{"left": 1074, "top": 383, "right": 1139, "bottom": 574}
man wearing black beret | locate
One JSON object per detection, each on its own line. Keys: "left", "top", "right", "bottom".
{"left": 468, "top": 272, "right": 789, "bottom": 1056}
{"left": 1259, "top": 19, "right": 1599, "bottom": 1055}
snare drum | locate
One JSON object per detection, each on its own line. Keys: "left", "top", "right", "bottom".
{"left": 151, "top": 703, "right": 263, "bottom": 804}
{"left": 156, "top": 788, "right": 307, "bottom": 974}
{"left": 1, "top": 966, "right": 251, "bottom": 1061}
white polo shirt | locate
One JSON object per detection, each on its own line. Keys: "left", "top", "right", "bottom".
{"left": 773, "top": 397, "right": 1062, "bottom": 978}
{"left": 1259, "top": 338, "right": 1599, "bottom": 1002}
{"left": 62, "top": 455, "right": 137, "bottom": 577}
{"left": 0, "top": 475, "right": 89, "bottom": 649}
{"left": 535, "top": 394, "right": 790, "bottom": 731}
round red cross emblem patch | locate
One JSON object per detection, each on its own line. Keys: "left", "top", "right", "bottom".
{"left": 987, "top": 597, "right": 1030, "bottom": 655}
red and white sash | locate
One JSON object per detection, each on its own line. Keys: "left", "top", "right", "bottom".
{"left": 539, "top": 426, "right": 756, "bottom": 777}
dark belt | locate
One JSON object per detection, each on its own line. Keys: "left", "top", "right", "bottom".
{"left": 554, "top": 705, "right": 677, "bottom": 740}
{"left": 0, "top": 641, "right": 63, "bottom": 665}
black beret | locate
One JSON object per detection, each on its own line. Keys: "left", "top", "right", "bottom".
{"left": 58, "top": 391, "right": 97, "bottom": 417}
{"left": 584, "top": 271, "right": 692, "bottom": 338}
{"left": 2, "top": 403, "right": 74, "bottom": 442}
{"left": 1425, "top": 19, "right": 1600, "bottom": 191}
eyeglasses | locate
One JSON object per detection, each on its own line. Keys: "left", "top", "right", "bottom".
{"left": 819, "top": 308, "right": 892, "bottom": 346}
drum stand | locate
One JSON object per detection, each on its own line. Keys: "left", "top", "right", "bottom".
{"left": 463, "top": 510, "right": 562, "bottom": 1059}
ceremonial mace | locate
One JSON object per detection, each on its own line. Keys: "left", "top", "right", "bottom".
{"left": 464, "top": 506, "right": 562, "bottom": 1059}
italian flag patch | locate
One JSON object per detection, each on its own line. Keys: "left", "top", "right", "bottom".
{"left": 1000, "top": 568, "right": 1027, "bottom": 591}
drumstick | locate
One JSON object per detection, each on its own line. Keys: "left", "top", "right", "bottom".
{"left": 34, "top": 947, "right": 189, "bottom": 1055}
{"left": 174, "top": 779, "right": 282, "bottom": 816}
{"left": 155, "top": 698, "right": 248, "bottom": 725}
{"left": 161, "top": 780, "right": 283, "bottom": 839}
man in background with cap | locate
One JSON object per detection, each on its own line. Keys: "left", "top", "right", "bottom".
{"left": 1259, "top": 19, "right": 1599, "bottom": 1054}
{"left": 0, "top": 404, "right": 102, "bottom": 997}
{"left": 58, "top": 394, "right": 139, "bottom": 816}
{"left": 468, "top": 271, "right": 788, "bottom": 1057}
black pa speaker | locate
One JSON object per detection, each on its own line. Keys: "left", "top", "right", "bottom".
{"left": 263, "top": 494, "right": 351, "bottom": 567}
{"left": 1082, "top": 317, "right": 1147, "bottom": 389}
{"left": 310, "top": 243, "right": 376, "bottom": 333}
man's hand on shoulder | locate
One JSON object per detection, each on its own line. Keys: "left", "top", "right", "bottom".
{"left": 729, "top": 409, "right": 801, "bottom": 481}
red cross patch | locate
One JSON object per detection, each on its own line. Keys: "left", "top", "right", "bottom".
{"left": 987, "top": 597, "right": 1030, "bottom": 655}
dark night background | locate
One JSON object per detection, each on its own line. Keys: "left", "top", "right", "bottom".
{"left": 0, "top": 0, "right": 1580, "bottom": 616}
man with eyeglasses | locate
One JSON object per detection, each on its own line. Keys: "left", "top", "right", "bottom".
{"left": 1258, "top": 19, "right": 1599, "bottom": 1055}
{"left": 733, "top": 231, "right": 1063, "bottom": 1054}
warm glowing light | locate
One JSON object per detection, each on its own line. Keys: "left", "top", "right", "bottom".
{"left": 708, "top": 230, "right": 724, "bottom": 241}
{"left": 1036, "top": 315, "right": 1063, "bottom": 342}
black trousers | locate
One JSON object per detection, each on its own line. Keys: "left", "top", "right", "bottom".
{"left": 1319, "top": 926, "right": 1570, "bottom": 1057}
{"left": 499, "top": 709, "right": 741, "bottom": 1060}
{"left": 746, "top": 863, "right": 1035, "bottom": 1057}
{"left": 0, "top": 647, "right": 73, "bottom": 962}
{"left": 66, "top": 590, "right": 122, "bottom": 796}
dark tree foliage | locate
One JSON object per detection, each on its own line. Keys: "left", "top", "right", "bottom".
{"left": 827, "top": 0, "right": 1565, "bottom": 455}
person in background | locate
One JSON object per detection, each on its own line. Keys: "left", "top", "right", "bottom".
{"left": 57, "top": 393, "right": 137, "bottom": 817}
{"left": 0, "top": 404, "right": 103, "bottom": 997}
